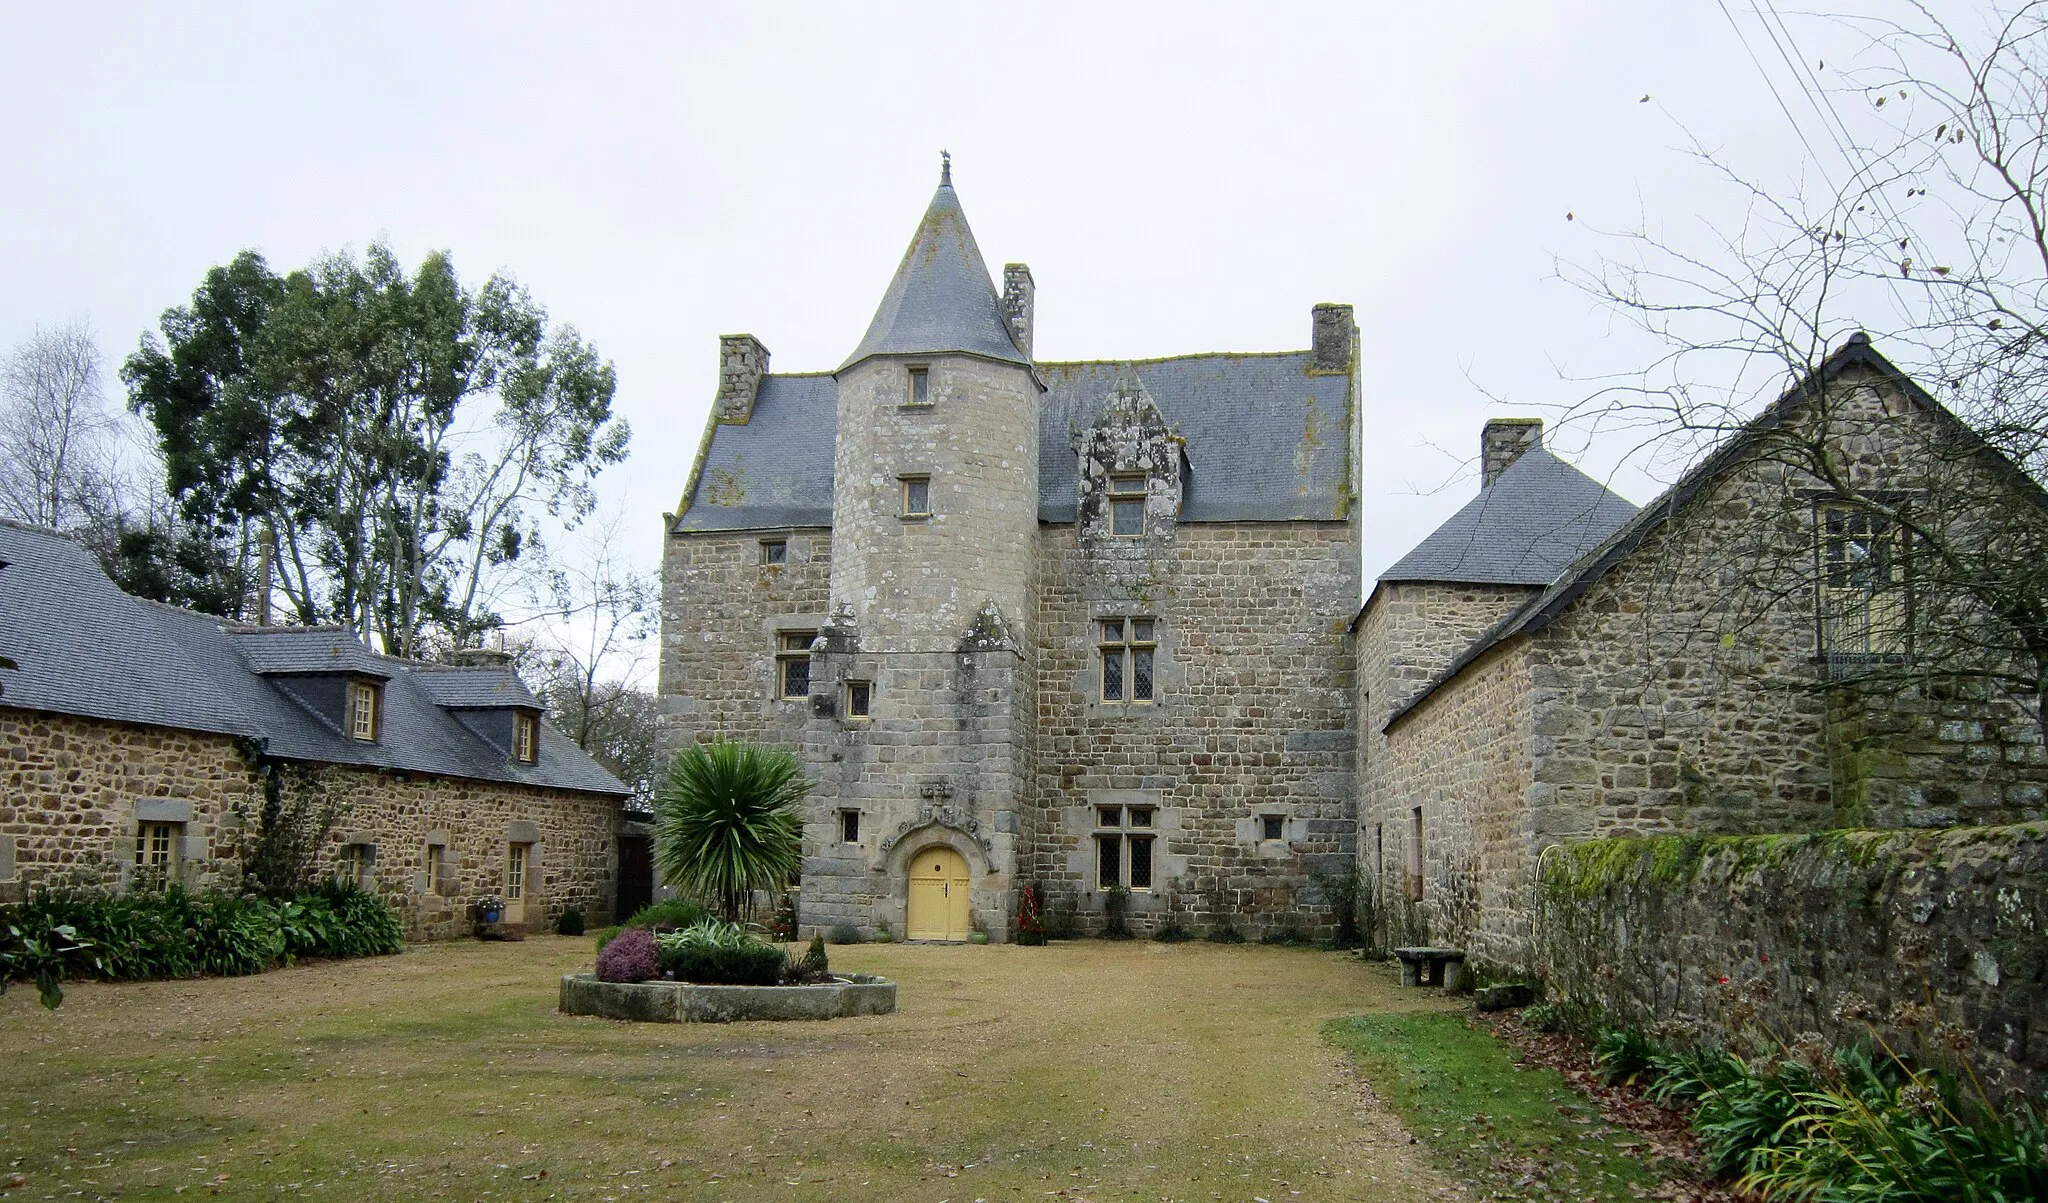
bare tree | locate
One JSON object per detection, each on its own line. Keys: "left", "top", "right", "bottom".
{"left": 0, "top": 320, "right": 121, "bottom": 530}
{"left": 1563, "top": 2, "right": 2048, "bottom": 738}
{"left": 525, "top": 510, "right": 660, "bottom": 802}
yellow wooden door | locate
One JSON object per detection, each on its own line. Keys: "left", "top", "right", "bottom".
{"left": 905, "top": 847, "right": 971, "bottom": 941}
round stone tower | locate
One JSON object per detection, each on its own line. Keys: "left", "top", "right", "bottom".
{"left": 800, "top": 160, "right": 1041, "bottom": 941}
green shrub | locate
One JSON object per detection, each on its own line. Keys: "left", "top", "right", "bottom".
{"left": 1519, "top": 999, "right": 1601, "bottom": 1036}
{"left": 1152, "top": 918, "right": 1192, "bottom": 943}
{"left": 1258, "top": 920, "right": 1312, "bottom": 946}
{"left": 652, "top": 742, "right": 807, "bottom": 921}
{"left": 653, "top": 919, "right": 789, "bottom": 986}
{"left": 625, "top": 898, "right": 712, "bottom": 930}
{"left": 797, "top": 934, "right": 829, "bottom": 977}
{"left": 1591, "top": 1027, "right": 1663, "bottom": 1086}
{"left": 826, "top": 922, "right": 862, "bottom": 945}
{"left": 555, "top": 908, "right": 586, "bottom": 937}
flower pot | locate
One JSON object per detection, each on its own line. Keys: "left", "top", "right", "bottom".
{"left": 481, "top": 908, "right": 503, "bottom": 924}
{"left": 969, "top": 932, "right": 990, "bottom": 945}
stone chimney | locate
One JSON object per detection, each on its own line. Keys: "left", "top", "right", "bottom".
{"left": 1310, "top": 303, "right": 1355, "bottom": 374}
{"left": 1481, "top": 418, "right": 1543, "bottom": 487}
{"left": 714, "top": 334, "right": 770, "bottom": 424}
{"left": 1001, "top": 263, "right": 1035, "bottom": 359}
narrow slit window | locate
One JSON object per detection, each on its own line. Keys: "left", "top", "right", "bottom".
{"left": 513, "top": 712, "right": 539, "bottom": 764}
{"left": 907, "top": 365, "right": 931, "bottom": 406}
{"left": 506, "top": 843, "right": 529, "bottom": 900}
{"left": 426, "top": 843, "right": 450, "bottom": 895}
{"left": 840, "top": 809, "right": 860, "bottom": 844}
{"left": 845, "top": 680, "right": 872, "bottom": 719}
{"left": 1109, "top": 474, "right": 1147, "bottom": 536}
{"left": 900, "top": 476, "right": 931, "bottom": 519}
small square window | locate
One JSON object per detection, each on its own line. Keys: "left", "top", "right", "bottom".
{"left": 760, "top": 540, "right": 788, "bottom": 565}
{"left": 1261, "top": 814, "right": 1285, "bottom": 842}
{"left": 1096, "top": 806, "right": 1123, "bottom": 829}
{"left": 845, "top": 680, "right": 872, "bottom": 719}
{"left": 901, "top": 476, "right": 931, "bottom": 519}
{"left": 1110, "top": 474, "right": 1146, "bottom": 536}
{"left": 840, "top": 810, "right": 861, "bottom": 844}
{"left": 907, "top": 365, "right": 931, "bottom": 406}
{"left": 1128, "top": 807, "right": 1154, "bottom": 829}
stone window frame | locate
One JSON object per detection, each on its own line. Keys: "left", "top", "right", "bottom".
{"left": 424, "top": 832, "right": 454, "bottom": 896}
{"left": 844, "top": 679, "right": 872, "bottom": 720}
{"left": 337, "top": 841, "right": 376, "bottom": 888}
{"left": 347, "top": 679, "right": 382, "bottom": 743}
{"left": 776, "top": 630, "right": 817, "bottom": 700}
{"left": 899, "top": 474, "right": 932, "bottom": 521}
{"left": 1405, "top": 807, "right": 1425, "bottom": 901}
{"left": 759, "top": 539, "right": 788, "bottom": 566}
{"left": 1097, "top": 616, "right": 1159, "bottom": 704}
{"left": 1259, "top": 813, "right": 1285, "bottom": 843}
{"left": 1092, "top": 804, "right": 1156, "bottom": 892}
{"left": 902, "top": 364, "right": 933, "bottom": 409}
{"left": 1814, "top": 501, "right": 1913, "bottom": 666}
{"left": 839, "top": 809, "right": 861, "bottom": 844}
{"left": 505, "top": 841, "right": 533, "bottom": 903}
{"left": 513, "top": 711, "right": 540, "bottom": 764}
{"left": 1108, "top": 473, "right": 1147, "bottom": 537}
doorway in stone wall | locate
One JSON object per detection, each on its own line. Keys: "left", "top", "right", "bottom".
{"left": 616, "top": 835, "right": 653, "bottom": 920}
{"left": 905, "top": 846, "right": 971, "bottom": 941}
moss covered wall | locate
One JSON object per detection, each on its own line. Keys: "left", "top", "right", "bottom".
{"left": 1537, "top": 823, "right": 2047, "bottom": 1102}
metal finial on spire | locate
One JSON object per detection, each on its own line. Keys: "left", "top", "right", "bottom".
{"left": 940, "top": 149, "right": 952, "bottom": 186}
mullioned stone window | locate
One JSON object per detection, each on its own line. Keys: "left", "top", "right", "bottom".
{"left": 777, "top": 631, "right": 816, "bottom": 699}
{"left": 1093, "top": 804, "right": 1156, "bottom": 890}
{"left": 1098, "top": 617, "right": 1157, "bottom": 703}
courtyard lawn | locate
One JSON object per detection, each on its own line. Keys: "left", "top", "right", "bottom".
{"left": 0, "top": 937, "right": 1462, "bottom": 1201}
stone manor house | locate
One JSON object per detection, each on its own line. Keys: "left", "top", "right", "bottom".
{"left": 663, "top": 166, "right": 2046, "bottom": 955}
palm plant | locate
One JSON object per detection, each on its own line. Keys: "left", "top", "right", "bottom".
{"left": 651, "top": 742, "right": 808, "bottom": 922}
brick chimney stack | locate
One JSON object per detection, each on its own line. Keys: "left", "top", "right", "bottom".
{"left": 1481, "top": 418, "right": 1543, "bottom": 487}
{"left": 1001, "top": 263, "right": 1034, "bottom": 359}
{"left": 714, "top": 334, "right": 770, "bottom": 424}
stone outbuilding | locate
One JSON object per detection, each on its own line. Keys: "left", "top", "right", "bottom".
{"left": 0, "top": 519, "right": 634, "bottom": 939}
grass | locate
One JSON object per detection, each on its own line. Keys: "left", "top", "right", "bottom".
{"left": 0, "top": 935, "right": 1459, "bottom": 1201}
{"left": 1325, "top": 1012, "right": 1668, "bottom": 1202}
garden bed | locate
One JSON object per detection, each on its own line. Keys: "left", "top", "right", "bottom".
{"left": 558, "top": 972, "right": 896, "bottom": 1023}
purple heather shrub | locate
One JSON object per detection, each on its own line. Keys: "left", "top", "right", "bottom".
{"left": 595, "top": 927, "right": 660, "bottom": 983}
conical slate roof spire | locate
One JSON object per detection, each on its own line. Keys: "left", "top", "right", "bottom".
{"left": 840, "top": 160, "right": 1031, "bottom": 372}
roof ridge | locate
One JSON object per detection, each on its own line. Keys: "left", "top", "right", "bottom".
{"left": 1042, "top": 349, "right": 1313, "bottom": 369}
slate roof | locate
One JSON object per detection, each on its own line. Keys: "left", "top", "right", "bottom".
{"left": 411, "top": 669, "right": 543, "bottom": 710}
{"left": 0, "top": 520, "right": 628, "bottom": 797}
{"left": 1377, "top": 446, "right": 1639, "bottom": 586}
{"left": 1381, "top": 334, "right": 2007, "bottom": 733}
{"left": 675, "top": 352, "right": 1356, "bottom": 531}
{"left": 840, "top": 178, "right": 1031, "bottom": 372}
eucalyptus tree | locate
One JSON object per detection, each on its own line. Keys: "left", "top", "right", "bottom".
{"left": 124, "top": 241, "right": 627, "bottom": 658}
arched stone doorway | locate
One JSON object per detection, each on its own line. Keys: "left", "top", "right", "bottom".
{"left": 904, "top": 845, "right": 971, "bottom": 941}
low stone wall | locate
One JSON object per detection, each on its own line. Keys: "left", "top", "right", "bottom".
{"left": 557, "top": 973, "right": 897, "bottom": 1023}
{"left": 1536, "top": 823, "right": 2047, "bottom": 1103}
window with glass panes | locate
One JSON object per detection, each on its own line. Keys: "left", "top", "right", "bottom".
{"left": 1818, "top": 504, "right": 1910, "bottom": 659}
{"left": 1109, "top": 474, "right": 1147, "bottom": 536}
{"left": 513, "top": 712, "right": 538, "bottom": 763}
{"left": 134, "top": 821, "right": 179, "bottom": 877}
{"left": 348, "top": 680, "right": 379, "bottom": 741}
{"left": 1098, "top": 617, "right": 1157, "bottom": 703}
{"left": 1092, "top": 804, "right": 1155, "bottom": 890}
{"left": 338, "top": 843, "right": 369, "bottom": 886}
{"left": 776, "top": 631, "right": 816, "bottom": 699}
{"left": 900, "top": 476, "right": 931, "bottom": 518}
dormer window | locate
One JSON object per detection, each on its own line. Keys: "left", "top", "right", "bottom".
{"left": 513, "top": 712, "right": 539, "bottom": 764}
{"left": 1109, "top": 474, "right": 1147, "bottom": 536}
{"left": 348, "top": 680, "right": 381, "bottom": 742}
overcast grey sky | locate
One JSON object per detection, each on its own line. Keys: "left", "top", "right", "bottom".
{"left": 0, "top": 2, "right": 1921, "bottom": 591}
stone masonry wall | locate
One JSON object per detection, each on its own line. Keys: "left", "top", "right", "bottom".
{"left": 0, "top": 708, "right": 255, "bottom": 898}
{"left": 1539, "top": 825, "right": 2048, "bottom": 1104}
{"left": 1034, "top": 521, "right": 1359, "bottom": 936}
{"left": 0, "top": 706, "right": 621, "bottom": 941}
{"left": 1376, "top": 641, "right": 1536, "bottom": 965}
{"left": 303, "top": 765, "right": 621, "bottom": 941}
{"left": 656, "top": 527, "right": 833, "bottom": 754}
{"left": 1357, "top": 581, "right": 1536, "bottom": 894}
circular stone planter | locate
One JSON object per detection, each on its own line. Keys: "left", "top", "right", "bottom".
{"left": 558, "top": 973, "right": 896, "bottom": 1023}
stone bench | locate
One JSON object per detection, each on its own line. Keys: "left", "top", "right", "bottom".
{"left": 1393, "top": 946, "right": 1465, "bottom": 988}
